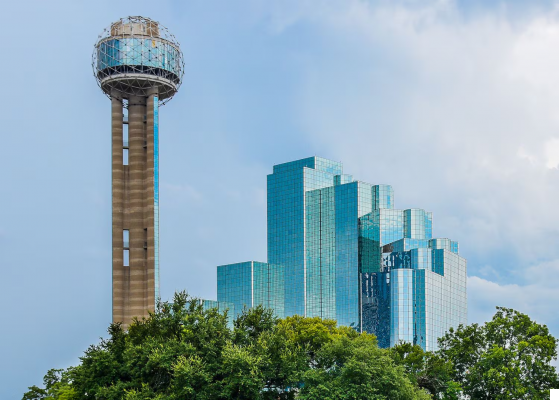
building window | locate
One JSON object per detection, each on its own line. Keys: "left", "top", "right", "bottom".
{"left": 123, "top": 149, "right": 129, "bottom": 165}
{"left": 124, "top": 250, "right": 130, "bottom": 267}
{"left": 123, "top": 229, "right": 129, "bottom": 248}
{"left": 123, "top": 124, "right": 129, "bottom": 147}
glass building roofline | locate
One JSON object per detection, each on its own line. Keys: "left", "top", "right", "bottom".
{"left": 271, "top": 156, "right": 343, "bottom": 175}
{"left": 217, "top": 260, "right": 266, "bottom": 268}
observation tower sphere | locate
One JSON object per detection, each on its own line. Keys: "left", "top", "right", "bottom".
{"left": 93, "top": 16, "right": 184, "bottom": 104}
{"left": 93, "top": 16, "right": 183, "bottom": 328}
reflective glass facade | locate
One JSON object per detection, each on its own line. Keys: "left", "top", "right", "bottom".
{"left": 217, "top": 261, "right": 285, "bottom": 319}
{"left": 215, "top": 157, "right": 467, "bottom": 350}
{"left": 97, "top": 38, "right": 182, "bottom": 81}
{"left": 267, "top": 157, "right": 343, "bottom": 316}
{"left": 217, "top": 262, "right": 252, "bottom": 319}
{"left": 361, "top": 248, "right": 467, "bottom": 350}
{"left": 305, "top": 181, "right": 374, "bottom": 327}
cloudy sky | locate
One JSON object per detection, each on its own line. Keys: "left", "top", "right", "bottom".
{"left": 2, "top": 0, "right": 559, "bottom": 397}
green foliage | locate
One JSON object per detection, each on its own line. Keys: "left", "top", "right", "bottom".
{"left": 389, "top": 342, "right": 461, "bottom": 399}
{"left": 22, "top": 369, "right": 76, "bottom": 400}
{"left": 299, "top": 335, "right": 431, "bottom": 400}
{"left": 438, "top": 306, "right": 559, "bottom": 399}
{"left": 276, "top": 315, "right": 360, "bottom": 364}
{"left": 23, "top": 297, "right": 559, "bottom": 400}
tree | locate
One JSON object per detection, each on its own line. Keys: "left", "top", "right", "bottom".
{"left": 43, "top": 292, "right": 235, "bottom": 399}
{"left": 29, "top": 293, "right": 558, "bottom": 399}
{"left": 298, "top": 335, "right": 431, "bottom": 400}
{"left": 28, "top": 292, "right": 430, "bottom": 400}
{"left": 438, "top": 306, "right": 559, "bottom": 400}
{"left": 390, "top": 342, "right": 462, "bottom": 399}
{"left": 23, "top": 369, "right": 76, "bottom": 400}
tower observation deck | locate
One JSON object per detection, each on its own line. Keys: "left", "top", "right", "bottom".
{"left": 93, "top": 16, "right": 184, "bottom": 327}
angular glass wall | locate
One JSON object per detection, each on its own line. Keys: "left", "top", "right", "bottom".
{"left": 217, "top": 261, "right": 285, "bottom": 319}
{"left": 359, "top": 207, "right": 404, "bottom": 274}
{"left": 306, "top": 187, "right": 336, "bottom": 320}
{"left": 373, "top": 184, "right": 394, "bottom": 210}
{"left": 305, "top": 180, "right": 373, "bottom": 328}
{"left": 217, "top": 262, "right": 253, "bottom": 319}
{"left": 334, "top": 181, "right": 373, "bottom": 328}
{"left": 368, "top": 248, "right": 467, "bottom": 351}
{"left": 267, "top": 157, "right": 341, "bottom": 317}
{"left": 404, "top": 209, "right": 433, "bottom": 240}
{"left": 253, "top": 262, "right": 285, "bottom": 318}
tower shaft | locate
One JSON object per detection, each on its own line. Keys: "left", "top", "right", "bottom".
{"left": 112, "top": 90, "right": 159, "bottom": 328}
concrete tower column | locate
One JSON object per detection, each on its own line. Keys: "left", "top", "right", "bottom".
{"left": 112, "top": 93, "right": 158, "bottom": 328}
{"left": 111, "top": 95, "right": 125, "bottom": 324}
{"left": 128, "top": 96, "right": 148, "bottom": 323}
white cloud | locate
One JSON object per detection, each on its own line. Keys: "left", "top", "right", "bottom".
{"left": 250, "top": 0, "right": 559, "bottom": 335}
{"left": 545, "top": 138, "right": 559, "bottom": 169}
{"left": 468, "top": 259, "right": 559, "bottom": 335}
{"left": 508, "top": 15, "right": 559, "bottom": 91}
{"left": 257, "top": 0, "right": 559, "bottom": 277}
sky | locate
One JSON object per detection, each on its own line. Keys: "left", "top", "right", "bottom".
{"left": 2, "top": 0, "right": 559, "bottom": 397}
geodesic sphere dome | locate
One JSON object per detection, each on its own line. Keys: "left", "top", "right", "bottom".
{"left": 93, "top": 16, "right": 184, "bottom": 104}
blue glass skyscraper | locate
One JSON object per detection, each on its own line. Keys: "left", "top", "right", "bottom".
{"left": 268, "top": 157, "right": 346, "bottom": 317}
{"left": 216, "top": 157, "right": 467, "bottom": 350}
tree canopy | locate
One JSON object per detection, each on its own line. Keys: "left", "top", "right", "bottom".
{"left": 438, "top": 307, "right": 559, "bottom": 400}
{"left": 23, "top": 295, "right": 558, "bottom": 400}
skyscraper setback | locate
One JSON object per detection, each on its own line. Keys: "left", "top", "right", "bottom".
{"left": 217, "top": 157, "right": 467, "bottom": 350}
{"left": 93, "top": 17, "right": 184, "bottom": 327}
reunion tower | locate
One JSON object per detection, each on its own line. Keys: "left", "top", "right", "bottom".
{"left": 93, "top": 16, "right": 184, "bottom": 327}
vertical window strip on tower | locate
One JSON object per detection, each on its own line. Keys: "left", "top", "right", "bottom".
{"left": 153, "top": 96, "right": 160, "bottom": 302}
